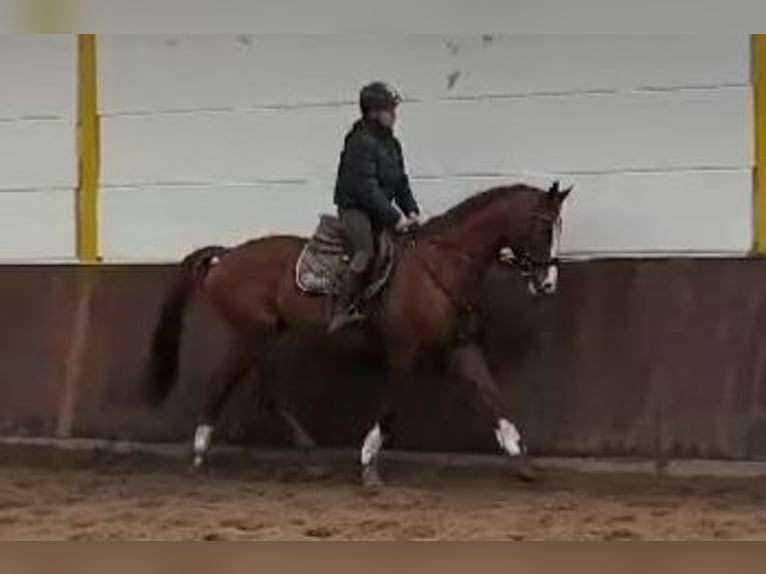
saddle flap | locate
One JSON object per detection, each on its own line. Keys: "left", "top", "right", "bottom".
{"left": 311, "top": 214, "right": 345, "bottom": 255}
{"left": 295, "top": 215, "right": 397, "bottom": 298}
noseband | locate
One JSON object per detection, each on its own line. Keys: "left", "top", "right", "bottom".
{"left": 403, "top": 208, "right": 560, "bottom": 313}
{"left": 500, "top": 211, "right": 561, "bottom": 273}
{"left": 504, "top": 253, "right": 560, "bottom": 274}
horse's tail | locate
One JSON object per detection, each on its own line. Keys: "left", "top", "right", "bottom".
{"left": 146, "top": 245, "right": 229, "bottom": 404}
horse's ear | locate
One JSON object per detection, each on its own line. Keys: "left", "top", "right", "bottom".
{"left": 548, "top": 181, "right": 561, "bottom": 198}
{"left": 560, "top": 185, "right": 573, "bottom": 201}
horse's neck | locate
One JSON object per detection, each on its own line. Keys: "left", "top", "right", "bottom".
{"left": 422, "top": 205, "right": 510, "bottom": 303}
{"left": 436, "top": 205, "right": 508, "bottom": 261}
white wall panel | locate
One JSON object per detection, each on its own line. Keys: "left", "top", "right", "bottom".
{"left": 559, "top": 170, "right": 753, "bottom": 255}
{"left": 101, "top": 183, "right": 332, "bottom": 261}
{"left": 0, "top": 35, "right": 77, "bottom": 262}
{"left": 442, "top": 35, "right": 750, "bottom": 98}
{"left": 102, "top": 169, "right": 752, "bottom": 261}
{"left": 100, "top": 35, "right": 750, "bottom": 113}
{"left": 0, "top": 35, "right": 77, "bottom": 120}
{"left": 0, "top": 119, "right": 76, "bottom": 191}
{"left": 98, "top": 35, "right": 755, "bottom": 260}
{"left": 402, "top": 88, "right": 753, "bottom": 176}
{"left": 102, "top": 88, "right": 752, "bottom": 186}
{"left": 101, "top": 107, "right": 353, "bottom": 186}
{"left": 414, "top": 170, "right": 753, "bottom": 256}
{"left": 0, "top": 190, "right": 76, "bottom": 261}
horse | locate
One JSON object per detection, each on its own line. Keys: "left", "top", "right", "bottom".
{"left": 146, "top": 181, "right": 571, "bottom": 486}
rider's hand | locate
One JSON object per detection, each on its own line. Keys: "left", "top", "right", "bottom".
{"left": 406, "top": 213, "right": 422, "bottom": 228}
{"left": 395, "top": 216, "right": 412, "bottom": 234}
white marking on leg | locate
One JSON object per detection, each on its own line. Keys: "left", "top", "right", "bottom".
{"left": 495, "top": 419, "right": 522, "bottom": 456}
{"left": 193, "top": 424, "right": 214, "bottom": 458}
{"left": 361, "top": 424, "right": 384, "bottom": 466}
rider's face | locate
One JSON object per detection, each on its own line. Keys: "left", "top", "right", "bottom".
{"left": 376, "top": 107, "right": 397, "bottom": 128}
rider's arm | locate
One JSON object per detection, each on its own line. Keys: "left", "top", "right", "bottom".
{"left": 392, "top": 140, "right": 420, "bottom": 217}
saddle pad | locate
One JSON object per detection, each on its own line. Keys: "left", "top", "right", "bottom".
{"left": 295, "top": 214, "right": 396, "bottom": 298}
{"left": 295, "top": 215, "right": 345, "bottom": 294}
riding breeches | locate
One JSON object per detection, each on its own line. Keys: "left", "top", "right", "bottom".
{"left": 338, "top": 208, "right": 376, "bottom": 274}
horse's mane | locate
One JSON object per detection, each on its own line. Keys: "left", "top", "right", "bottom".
{"left": 418, "top": 184, "right": 542, "bottom": 236}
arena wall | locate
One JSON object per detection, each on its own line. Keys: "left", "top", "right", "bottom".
{"left": 0, "top": 35, "right": 765, "bottom": 462}
{"left": 97, "top": 35, "right": 754, "bottom": 260}
{"left": 0, "top": 35, "right": 77, "bottom": 261}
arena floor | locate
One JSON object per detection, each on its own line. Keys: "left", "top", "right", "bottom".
{"left": 1, "top": 446, "right": 766, "bottom": 540}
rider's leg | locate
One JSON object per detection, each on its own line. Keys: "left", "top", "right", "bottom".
{"left": 329, "top": 209, "right": 374, "bottom": 332}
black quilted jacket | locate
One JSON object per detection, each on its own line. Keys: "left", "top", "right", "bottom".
{"left": 333, "top": 118, "right": 420, "bottom": 229}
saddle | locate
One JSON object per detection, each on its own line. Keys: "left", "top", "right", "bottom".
{"left": 295, "top": 215, "right": 396, "bottom": 301}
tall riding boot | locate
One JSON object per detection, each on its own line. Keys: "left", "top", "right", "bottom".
{"left": 328, "top": 269, "right": 366, "bottom": 333}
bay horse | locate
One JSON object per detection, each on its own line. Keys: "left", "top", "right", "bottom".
{"left": 146, "top": 182, "right": 571, "bottom": 486}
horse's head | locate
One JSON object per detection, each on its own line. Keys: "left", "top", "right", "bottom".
{"left": 500, "top": 181, "right": 571, "bottom": 296}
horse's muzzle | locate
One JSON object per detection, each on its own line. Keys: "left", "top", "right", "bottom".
{"left": 540, "top": 266, "right": 559, "bottom": 295}
{"left": 528, "top": 266, "right": 558, "bottom": 296}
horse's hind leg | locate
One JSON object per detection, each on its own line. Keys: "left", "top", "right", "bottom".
{"left": 260, "top": 391, "right": 316, "bottom": 449}
{"left": 359, "top": 346, "right": 418, "bottom": 488}
{"left": 449, "top": 343, "right": 537, "bottom": 482}
{"left": 192, "top": 342, "right": 253, "bottom": 471}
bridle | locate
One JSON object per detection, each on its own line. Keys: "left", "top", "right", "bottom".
{"left": 403, "top": 208, "right": 562, "bottom": 312}
{"left": 395, "top": 211, "right": 560, "bottom": 349}
{"left": 390, "top": 213, "right": 560, "bottom": 323}
{"left": 503, "top": 212, "right": 562, "bottom": 275}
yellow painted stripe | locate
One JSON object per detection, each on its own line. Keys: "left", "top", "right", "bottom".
{"left": 755, "top": 35, "right": 766, "bottom": 254}
{"left": 77, "top": 34, "right": 101, "bottom": 263}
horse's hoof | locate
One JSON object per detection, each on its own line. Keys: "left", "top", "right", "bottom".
{"left": 188, "top": 456, "right": 206, "bottom": 475}
{"left": 513, "top": 458, "right": 539, "bottom": 483}
{"left": 294, "top": 433, "right": 317, "bottom": 450}
{"left": 361, "top": 465, "right": 385, "bottom": 489}
{"left": 305, "top": 463, "right": 332, "bottom": 480}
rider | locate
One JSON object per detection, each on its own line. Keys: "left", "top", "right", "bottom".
{"left": 329, "top": 81, "right": 422, "bottom": 333}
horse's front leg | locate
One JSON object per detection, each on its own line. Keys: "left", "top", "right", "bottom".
{"left": 449, "top": 343, "right": 537, "bottom": 482}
